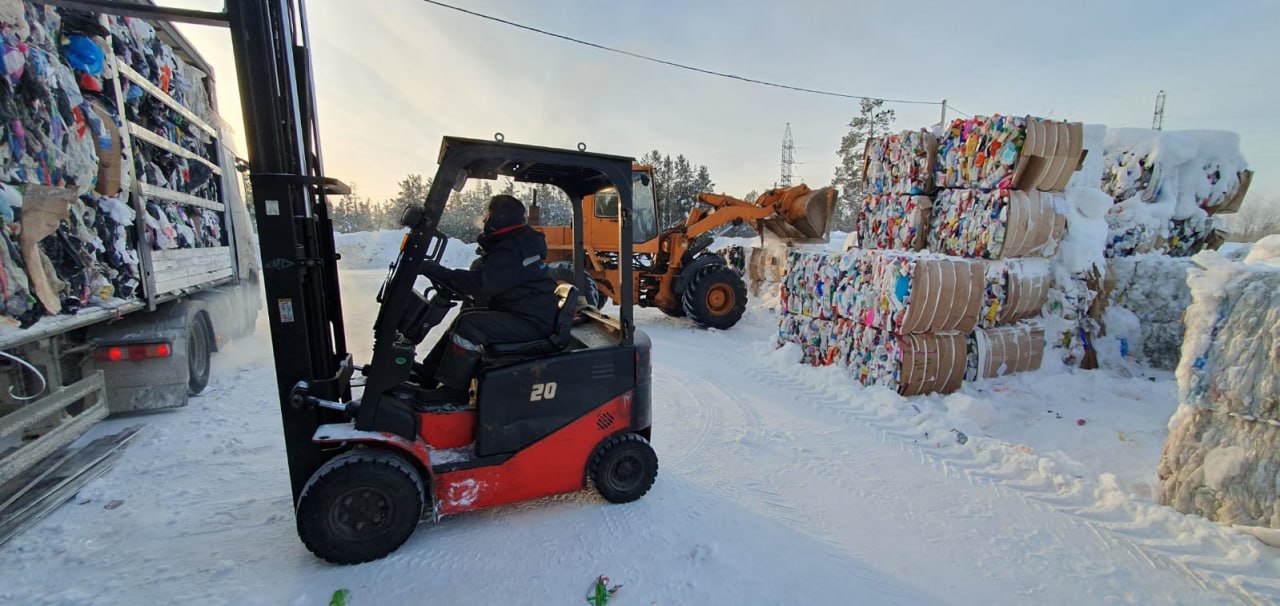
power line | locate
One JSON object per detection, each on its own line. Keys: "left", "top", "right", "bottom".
{"left": 419, "top": 0, "right": 946, "bottom": 108}
{"left": 945, "top": 104, "right": 972, "bottom": 118}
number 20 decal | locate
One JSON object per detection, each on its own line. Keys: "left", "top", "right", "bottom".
{"left": 530, "top": 382, "right": 558, "bottom": 401}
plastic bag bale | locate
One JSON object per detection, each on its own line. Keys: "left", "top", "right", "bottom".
{"left": 980, "top": 258, "right": 1051, "bottom": 328}
{"left": 1108, "top": 254, "right": 1192, "bottom": 368}
{"left": 966, "top": 322, "right": 1046, "bottom": 381}
{"left": 929, "top": 189, "right": 1066, "bottom": 260}
{"left": 779, "top": 250, "right": 848, "bottom": 320}
{"left": 1159, "top": 410, "right": 1280, "bottom": 529}
{"left": 1102, "top": 129, "right": 1250, "bottom": 216}
{"left": 935, "top": 116, "right": 1084, "bottom": 192}
{"left": 856, "top": 194, "right": 932, "bottom": 251}
{"left": 863, "top": 129, "right": 936, "bottom": 195}
{"left": 1157, "top": 253, "right": 1280, "bottom": 528}
{"left": 844, "top": 325, "right": 965, "bottom": 396}
{"left": 777, "top": 314, "right": 856, "bottom": 367}
{"left": 848, "top": 251, "right": 983, "bottom": 334}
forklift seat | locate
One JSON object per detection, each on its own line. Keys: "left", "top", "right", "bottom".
{"left": 484, "top": 284, "right": 579, "bottom": 358}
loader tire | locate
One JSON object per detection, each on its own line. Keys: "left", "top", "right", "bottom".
{"left": 296, "top": 449, "right": 425, "bottom": 565}
{"left": 590, "top": 433, "right": 658, "bottom": 503}
{"left": 548, "top": 261, "right": 604, "bottom": 308}
{"left": 659, "top": 306, "right": 685, "bottom": 318}
{"left": 681, "top": 265, "right": 747, "bottom": 329}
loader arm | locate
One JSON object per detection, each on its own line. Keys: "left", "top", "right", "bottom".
{"left": 685, "top": 185, "right": 836, "bottom": 242}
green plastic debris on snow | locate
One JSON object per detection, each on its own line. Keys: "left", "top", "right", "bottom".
{"left": 329, "top": 589, "right": 351, "bottom": 606}
{"left": 586, "top": 575, "right": 621, "bottom": 605}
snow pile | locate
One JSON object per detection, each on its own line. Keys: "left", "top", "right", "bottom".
{"left": 1108, "top": 255, "right": 1193, "bottom": 369}
{"left": 1158, "top": 239, "right": 1280, "bottom": 528}
{"left": 1101, "top": 129, "right": 1248, "bottom": 258}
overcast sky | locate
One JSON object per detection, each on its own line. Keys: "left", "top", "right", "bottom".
{"left": 170, "top": 0, "right": 1278, "bottom": 206}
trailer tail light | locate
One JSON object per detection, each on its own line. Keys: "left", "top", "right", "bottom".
{"left": 94, "top": 343, "right": 172, "bottom": 362}
{"left": 399, "top": 233, "right": 409, "bottom": 252}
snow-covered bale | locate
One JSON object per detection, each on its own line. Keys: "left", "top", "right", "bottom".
{"left": 1158, "top": 241, "right": 1280, "bottom": 528}
{"left": 1101, "top": 129, "right": 1249, "bottom": 257}
{"left": 1108, "top": 255, "right": 1193, "bottom": 369}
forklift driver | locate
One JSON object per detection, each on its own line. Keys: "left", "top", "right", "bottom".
{"left": 418, "top": 195, "right": 559, "bottom": 402}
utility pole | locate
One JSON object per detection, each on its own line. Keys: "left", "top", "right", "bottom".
{"left": 1152, "top": 90, "right": 1166, "bottom": 131}
{"left": 780, "top": 123, "right": 796, "bottom": 187}
{"left": 940, "top": 99, "right": 947, "bottom": 127}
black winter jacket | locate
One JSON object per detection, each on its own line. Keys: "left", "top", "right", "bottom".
{"left": 434, "top": 225, "right": 557, "bottom": 332}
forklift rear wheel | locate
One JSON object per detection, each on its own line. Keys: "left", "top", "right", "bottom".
{"left": 681, "top": 265, "right": 747, "bottom": 329}
{"left": 187, "top": 312, "right": 212, "bottom": 395}
{"left": 590, "top": 433, "right": 658, "bottom": 503}
{"left": 297, "top": 449, "right": 425, "bottom": 564}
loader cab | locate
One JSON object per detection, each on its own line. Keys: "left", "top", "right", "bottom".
{"left": 592, "top": 168, "right": 660, "bottom": 246}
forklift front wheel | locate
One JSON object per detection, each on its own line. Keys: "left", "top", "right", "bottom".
{"left": 590, "top": 433, "right": 658, "bottom": 503}
{"left": 296, "top": 449, "right": 426, "bottom": 564}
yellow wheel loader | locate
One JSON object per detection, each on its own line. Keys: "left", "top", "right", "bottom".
{"left": 534, "top": 166, "right": 834, "bottom": 329}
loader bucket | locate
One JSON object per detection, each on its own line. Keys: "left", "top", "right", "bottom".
{"left": 763, "top": 186, "right": 836, "bottom": 242}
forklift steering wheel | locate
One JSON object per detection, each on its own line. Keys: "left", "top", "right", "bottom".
{"left": 427, "top": 278, "right": 465, "bottom": 302}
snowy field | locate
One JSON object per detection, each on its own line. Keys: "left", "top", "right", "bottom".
{"left": 1, "top": 230, "right": 1278, "bottom": 605}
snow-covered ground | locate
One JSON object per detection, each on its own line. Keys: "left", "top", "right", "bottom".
{"left": 2, "top": 230, "right": 1278, "bottom": 605}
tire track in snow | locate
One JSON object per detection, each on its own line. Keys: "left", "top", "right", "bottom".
{"left": 742, "top": 361, "right": 1280, "bottom": 605}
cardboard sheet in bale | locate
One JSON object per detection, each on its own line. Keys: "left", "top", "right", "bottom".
{"left": 966, "top": 322, "right": 1046, "bottom": 380}
{"left": 929, "top": 189, "right": 1066, "bottom": 260}
{"left": 846, "top": 252, "right": 984, "bottom": 335}
{"left": 934, "top": 115, "right": 1085, "bottom": 192}
{"left": 897, "top": 331, "right": 967, "bottom": 396}
{"left": 981, "top": 258, "right": 1052, "bottom": 328}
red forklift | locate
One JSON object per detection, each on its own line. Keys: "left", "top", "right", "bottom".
{"left": 52, "top": 0, "right": 656, "bottom": 564}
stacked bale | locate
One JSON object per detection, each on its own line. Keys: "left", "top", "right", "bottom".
{"left": 1158, "top": 243, "right": 1280, "bottom": 528}
{"left": 857, "top": 129, "right": 937, "bottom": 251}
{"left": 1101, "top": 129, "right": 1250, "bottom": 258}
{"left": 1108, "top": 255, "right": 1193, "bottom": 369}
{"left": 930, "top": 115, "right": 1078, "bottom": 380}
{"left": 778, "top": 249, "right": 981, "bottom": 395}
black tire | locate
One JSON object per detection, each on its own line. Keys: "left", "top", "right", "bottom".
{"left": 681, "top": 265, "right": 747, "bottom": 329}
{"left": 187, "top": 311, "right": 212, "bottom": 395}
{"left": 296, "top": 449, "right": 425, "bottom": 565}
{"left": 548, "top": 261, "right": 604, "bottom": 308}
{"left": 589, "top": 433, "right": 658, "bottom": 504}
{"left": 659, "top": 306, "right": 685, "bottom": 318}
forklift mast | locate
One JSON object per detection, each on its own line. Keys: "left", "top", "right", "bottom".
{"left": 44, "top": 0, "right": 355, "bottom": 499}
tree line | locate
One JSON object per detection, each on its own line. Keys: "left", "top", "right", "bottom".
{"left": 328, "top": 152, "right": 718, "bottom": 243}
